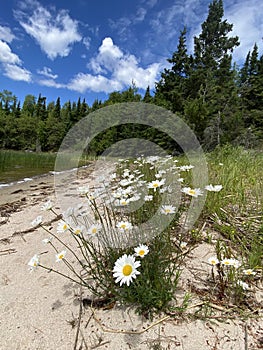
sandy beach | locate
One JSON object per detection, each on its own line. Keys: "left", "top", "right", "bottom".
{"left": 0, "top": 161, "right": 262, "bottom": 350}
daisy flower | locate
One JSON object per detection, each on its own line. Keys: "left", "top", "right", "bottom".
{"left": 221, "top": 258, "right": 240, "bottom": 267}
{"left": 148, "top": 179, "right": 165, "bottom": 191}
{"left": 40, "top": 200, "right": 53, "bottom": 211}
{"left": 160, "top": 205, "right": 176, "bottom": 215}
{"left": 73, "top": 226, "right": 84, "bottom": 235}
{"left": 119, "top": 198, "right": 130, "bottom": 206}
{"left": 243, "top": 269, "right": 256, "bottom": 276}
{"left": 42, "top": 237, "right": 53, "bottom": 244}
{"left": 182, "top": 187, "right": 203, "bottom": 197}
{"left": 179, "top": 165, "right": 194, "bottom": 171}
{"left": 205, "top": 184, "right": 223, "bottom": 192}
{"left": 116, "top": 221, "right": 133, "bottom": 231}
{"left": 78, "top": 186, "right": 90, "bottom": 196}
{"left": 56, "top": 250, "right": 67, "bottom": 262}
{"left": 87, "top": 223, "right": 101, "bottom": 235}
{"left": 180, "top": 241, "right": 188, "bottom": 249}
{"left": 57, "top": 220, "right": 70, "bottom": 234}
{"left": 208, "top": 256, "right": 219, "bottom": 266}
{"left": 113, "top": 254, "right": 141, "bottom": 286}
{"left": 237, "top": 280, "right": 249, "bottom": 290}
{"left": 134, "top": 244, "right": 149, "bottom": 258}
{"left": 28, "top": 254, "right": 40, "bottom": 272}
{"left": 31, "top": 216, "right": 43, "bottom": 227}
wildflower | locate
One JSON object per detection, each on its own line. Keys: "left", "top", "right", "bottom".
{"left": 134, "top": 244, "right": 149, "bottom": 258}
{"left": 42, "top": 237, "right": 53, "bottom": 244}
{"left": 41, "top": 200, "right": 53, "bottom": 211}
{"left": 28, "top": 254, "right": 40, "bottom": 272}
{"left": 31, "top": 216, "right": 43, "bottom": 227}
{"left": 113, "top": 254, "right": 141, "bottom": 286}
{"left": 221, "top": 258, "right": 240, "bottom": 267}
{"left": 78, "top": 186, "right": 90, "bottom": 195}
{"left": 57, "top": 220, "right": 70, "bottom": 234}
{"left": 110, "top": 173, "right": 117, "bottom": 180}
{"left": 87, "top": 223, "right": 101, "bottom": 235}
{"left": 160, "top": 205, "right": 176, "bottom": 215}
{"left": 73, "top": 226, "right": 84, "bottom": 235}
{"left": 56, "top": 250, "right": 67, "bottom": 262}
{"left": 119, "top": 178, "right": 133, "bottom": 187}
{"left": 182, "top": 187, "right": 203, "bottom": 198}
{"left": 148, "top": 179, "right": 165, "bottom": 191}
{"left": 205, "top": 184, "right": 223, "bottom": 192}
{"left": 243, "top": 269, "right": 256, "bottom": 276}
{"left": 180, "top": 241, "right": 188, "bottom": 249}
{"left": 119, "top": 198, "right": 130, "bottom": 206}
{"left": 179, "top": 165, "right": 194, "bottom": 171}
{"left": 208, "top": 256, "right": 219, "bottom": 266}
{"left": 237, "top": 280, "right": 249, "bottom": 290}
{"left": 116, "top": 221, "right": 133, "bottom": 231}
{"left": 144, "top": 195, "right": 153, "bottom": 201}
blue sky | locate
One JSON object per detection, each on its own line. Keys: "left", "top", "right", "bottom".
{"left": 1, "top": 0, "right": 263, "bottom": 106}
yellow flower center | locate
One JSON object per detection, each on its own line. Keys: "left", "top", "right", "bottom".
{"left": 92, "top": 228, "right": 97, "bottom": 234}
{"left": 122, "top": 264, "right": 132, "bottom": 276}
{"left": 75, "top": 229, "right": 81, "bottom": 235}
{"left": 58, "top": 254, "right": 64, "bottom": 260}
{"left": 224, "top": 261, "right": 230, "bottom": 265}
{"left": 120, "top": 224, "right": 126, "bottom": 229}
{"left": 153, "top": 183, "right": 159, "bottom": 187}
{"left": 165, "top": 209, "right": 170, "bottom": 213}
{"left": 189, "top": 189, "right": 196, "bottom": 195}
{"left": 63, "top": 224, "right": 68, "bottom": 230}
{"left": 139, "top": 250, "right": 145, "bottom": 256}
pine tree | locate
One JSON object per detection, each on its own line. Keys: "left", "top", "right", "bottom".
{"left": 155, "top": 27, "right": 190, "bottom": 113}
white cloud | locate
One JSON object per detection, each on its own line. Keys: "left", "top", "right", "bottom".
{"left": 15, "top": 0, "right": 82, "bottom": 59}
{"left": 68, "top": 73, "right": 122, "bottom": 93}
{"left": 0, "top": 40, "right": 21, "bottom": 64}
{"left": 225, "top": 0, "right": 263, "bottom": 62}
{"left": 0, "top": 39, "right": 31, "bottom": 82}
{"left": 83, "top": 37, "right": 91, "bottom": 50}
{"left": 38, "top": 79, "right": 64, "bottom": 88}
{"left": 3, "top": 63, "right": 32, "bottom": 82}
{"left": 37, "top": 66, "right": 58, "bottom": 79}
{"left": 0, "top": 25, "right": 15, "bottom": 43}
{"left": 69, "top": 37, "right": 160, "bottom": 94}
{"left": 134, "top": 7, "right": 147, "bottom": 22}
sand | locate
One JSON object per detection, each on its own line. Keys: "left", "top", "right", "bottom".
{"left": 0, "top": 161, "right": 262, "bottom": 350}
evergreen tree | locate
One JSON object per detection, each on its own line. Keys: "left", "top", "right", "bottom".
{"left": 143, "top": 86, "right": 153, "bottom": 103}
{"left": 155, "top": 27, "right": 190, "bottom": 112}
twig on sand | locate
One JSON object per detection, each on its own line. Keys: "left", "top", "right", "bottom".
{"left": 0, "top": 248, "right": 16, "bottom": 256}
{"left": 244, "top": 324, "right": 248, "bottom": 350}
{"left": 92, "top": 308, "right": 170, "bottom": 335}
{"left": 73, "top": 287, "right": 83, "bottom": 350}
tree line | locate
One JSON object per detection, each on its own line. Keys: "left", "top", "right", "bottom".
{"left": 0, "top": 0, "right": 262, "bottom": 154}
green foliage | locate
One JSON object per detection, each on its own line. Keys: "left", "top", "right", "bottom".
{"left": 0, "top": 2, "right": 263, "bottom": 154}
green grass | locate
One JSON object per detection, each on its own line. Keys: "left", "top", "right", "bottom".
{"left": 201, "top": 145, "right": 263, "bottom": 269}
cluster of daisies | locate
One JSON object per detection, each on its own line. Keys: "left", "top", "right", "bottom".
{"left": 113, "top": 244, "right": 149, "bottom": 286}
{"left": 28, "top": 155, "right": 224, "bottom": 291}
{"left": 207, "top": 256, "right": 257, "bottom": 290}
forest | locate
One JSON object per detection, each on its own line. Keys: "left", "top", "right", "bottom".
{"left": 0, "top": 0, "right": 262, "bottom": 154}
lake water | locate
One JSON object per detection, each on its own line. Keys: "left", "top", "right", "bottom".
{"left": 0, "top": 150, "right": 57, "bottom": 186}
